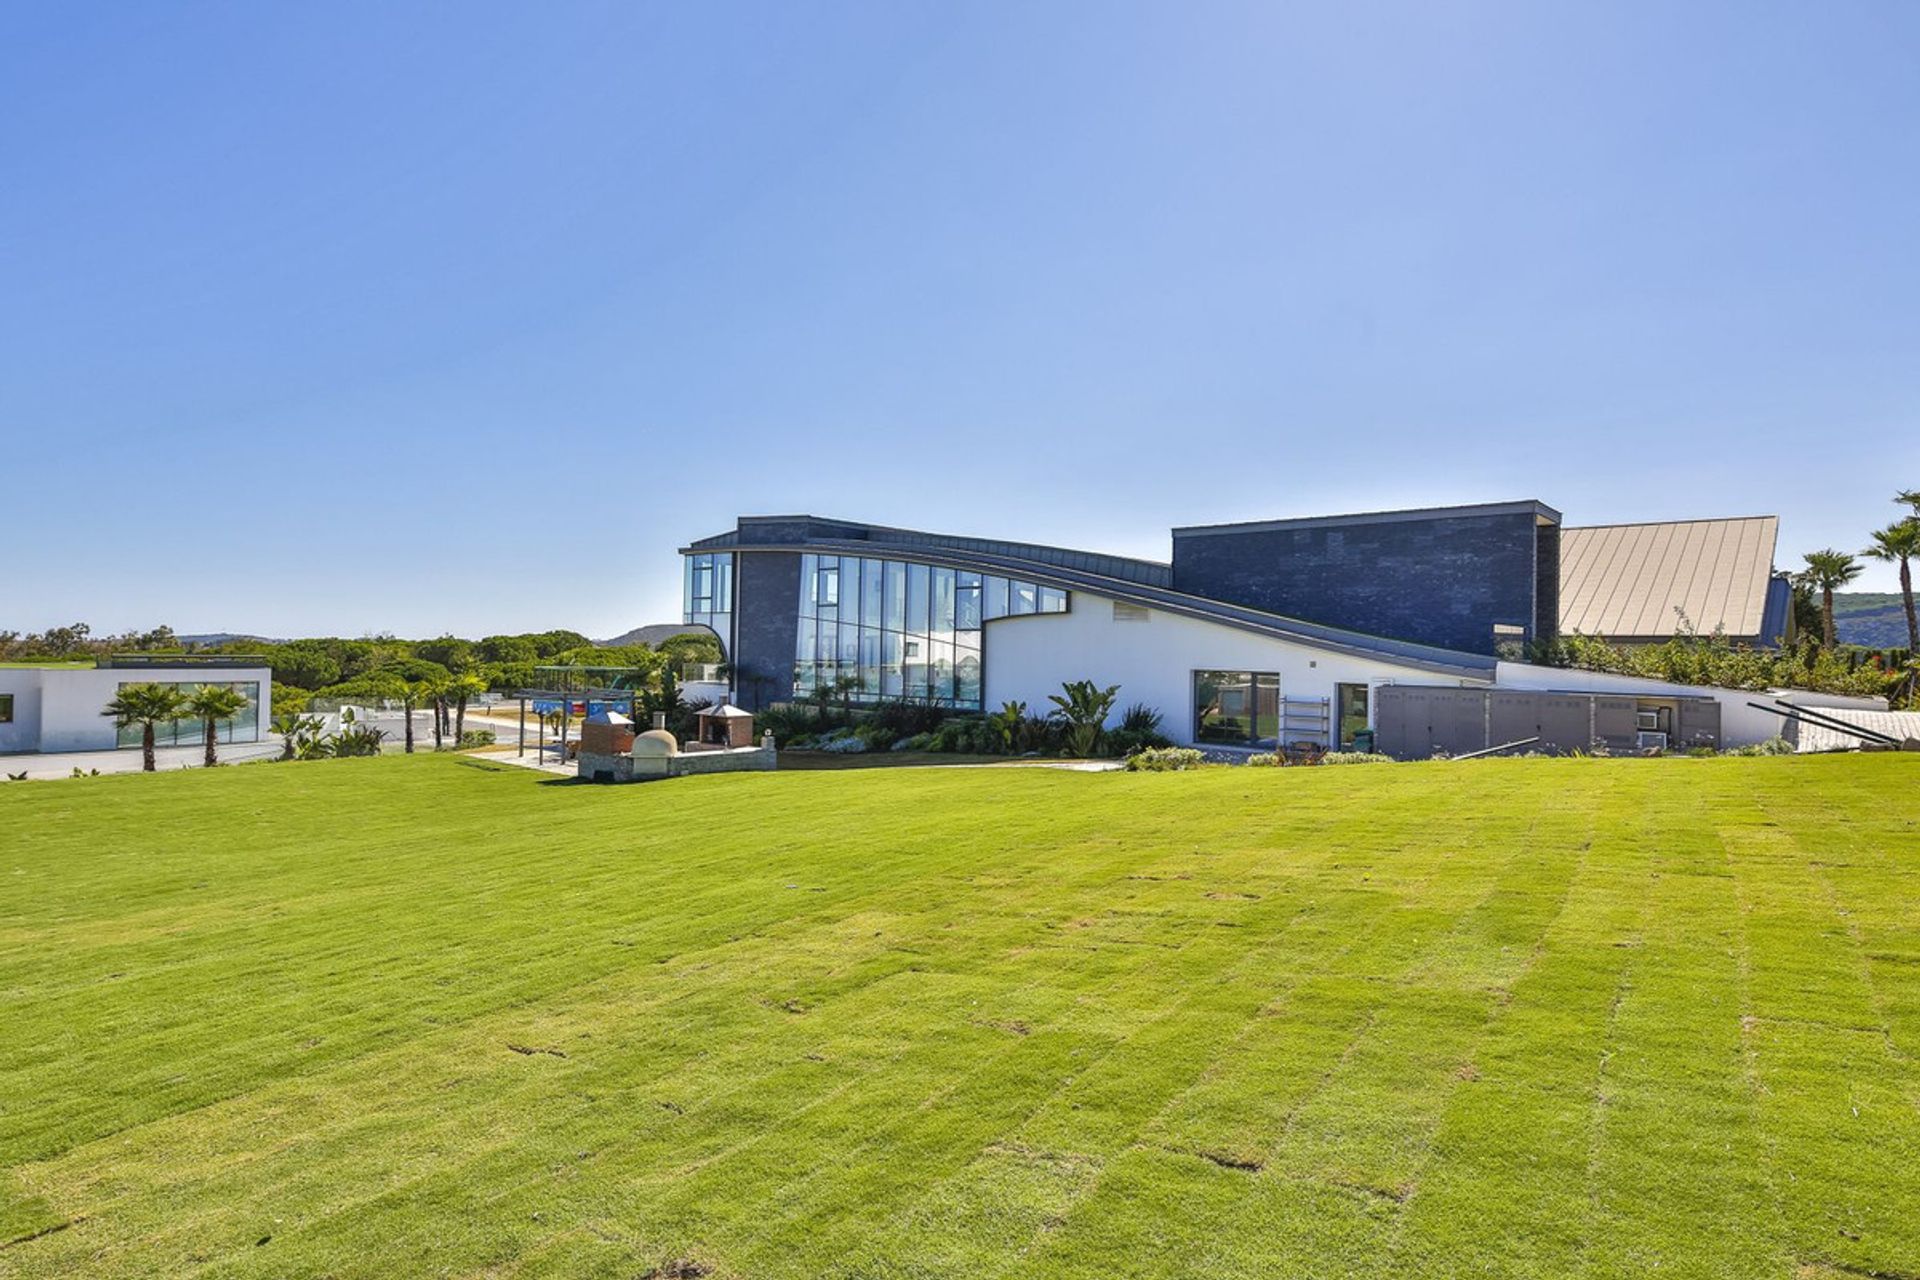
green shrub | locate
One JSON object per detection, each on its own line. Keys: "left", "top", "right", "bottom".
{"left": 1725, "top": 736, "right": 1795, "bottom": 757}
{"left": 1321, "top": 751, "right": 1394, "bottom": 765}
{"left": 456, "top": 729, "right": 496, "bottom": 749}
{"left": 1117, "top": 703, "right": 1165, "bottom": 735}
{"left": 1245, "top": 752, "right": 1281, "bottom": 767}
{"left": 1104, "top": 727, "right": 1172, "bottom": 757}
{"left": 1123, "top": 747, "right": 1205, "bottom": 772}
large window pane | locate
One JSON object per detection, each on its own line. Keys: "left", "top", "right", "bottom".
{"left": 1037, "top": 585, "right": 1067, "bottom": 613}
{"left": 984, "top": 576, "right": 1008, "bottom": 620}
{"left": 932, "top": 567, "right": 956, "bottom": 639}
{"left": 929, "top": 638, "right": 954, "bottom": 702}
{"left": 799, "top": 554, "right": 818, "bottom": 617}
{"left": 861, "top": 558, "right": 883, "bottom": 627}
{"left": 859, "top": 628, "right": 881, "bottom": 697}
{"left": 956, "top": 651, "right": 981, "bottom": 707}
{"left": 884, "top": 560, "right": 906, "bottom": 631}
{"left": 1012, "top": 580, "right": 1037, "bottom": 616}
{"left": 905, "top": 563, "right": 930, "bottom": 634}
{"left": 1194, "top": 670, "right": 1281, "bottom": 747}
{"left": 1253, "top": 673, "right": 1280, "bottom": 747}
{"left": 903, "top": 637, "right": 927, "bottom": 699}
{"left": 956, "top": 576, "right": 981, "bottom": 631}
{"left": 880, "top": 632, "right": 903, "bottom": 697}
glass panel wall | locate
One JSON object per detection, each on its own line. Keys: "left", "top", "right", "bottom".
{"left": 793, "top": 552, "right": 1065, "bottom": 710}
{"left": 1193, "top": 671, "right": 1280, "bottom": 748}
{"left": 116, "top": 681, "right": 262, "bottom": 749}
{"left": 681, "top": 552, "right": 734, "bottom": 649}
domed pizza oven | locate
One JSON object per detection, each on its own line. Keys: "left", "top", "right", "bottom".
{"left": 631, "top": 711, "right": 680, "bottom": 778}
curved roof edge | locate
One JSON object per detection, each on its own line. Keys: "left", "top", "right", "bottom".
{"left": 700, "top": 536, "right": 1496, "bottom": 682}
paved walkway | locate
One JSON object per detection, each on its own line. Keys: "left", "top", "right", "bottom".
{"left": 0, "top": 738, "right": 285, "bottom": 781}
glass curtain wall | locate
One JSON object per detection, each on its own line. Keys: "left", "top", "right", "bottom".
{"left": 115, "top": 681, "right": 262, "bottom": 749}
{"left": 681, "top": 552, "right": 734, "bottom": 645}
{"left": 794, "top": 553, "right": 1066, "bottom": 709}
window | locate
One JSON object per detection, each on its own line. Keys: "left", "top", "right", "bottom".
{"left": 1336, "top": 683, "right": 1369, "bottom": 748}
{"left": 817, "top": 559, "right": 840, "bottom": 608}
{"left": 0, "top": 693, "right": 11, "bottom": 724}
{"left": 1194, "top": 670, "right": 1280, "bottom": 748}
{"left": 116, "top": 681, "right": 261, "bottom": 749}
{"left": 682, "top": 551, "right": 734, "bottom": 647}
{"left": 1112, "top": 602, "right": 1149, "bottom": 622}
{"left": 956, "top": 571, "right": 982, "bottom": 631}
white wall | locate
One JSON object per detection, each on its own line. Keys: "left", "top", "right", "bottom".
{"left": 27, "top": 667, "right": 273, "bottom": 754}
{"left": 0, "top": 670, "right": 46, "bottom": 754}
{"left": 984, "top": 592, "right": 1487, "bottom": 747}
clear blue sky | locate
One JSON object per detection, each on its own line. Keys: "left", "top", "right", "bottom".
{"left": 6, "top": 1, "right": 1917, "bottom": 639}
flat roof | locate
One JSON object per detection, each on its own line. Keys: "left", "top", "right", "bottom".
{"left": 1172, "top": 499, "right": 1562, "bottom": 538}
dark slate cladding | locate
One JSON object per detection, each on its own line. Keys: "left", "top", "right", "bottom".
{"left": 1170, "top": 501, "right": 1560, "bottom": 656}
{"left": 1532, "top": 521, "right": 1561, "bottom": 648}
{"left": 729, "top": 550, "right": 801, "bottom": 711}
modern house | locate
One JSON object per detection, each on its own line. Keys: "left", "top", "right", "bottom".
{"left": 0, "top": 656, "right": 272, "bottom": 755}
{"left": 678, "top": 502, "right": 1809, "bottom": 757}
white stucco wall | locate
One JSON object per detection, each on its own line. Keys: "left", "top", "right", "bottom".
{"left": 0, "top": 670, "right": 47, "bottom": 754}
{"left": 983, "top": 592, "right": 1488, "bottom": 747}
{"left": 13, "top": 667, "right": 273, "bottom": 754}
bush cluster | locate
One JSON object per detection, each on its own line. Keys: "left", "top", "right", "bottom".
{"left": 1123, "top": 747, "right": 1206, "bottom": 772}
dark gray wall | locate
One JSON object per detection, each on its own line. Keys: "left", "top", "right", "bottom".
{"left": 730, "top": 551, "right": 800, "bottom": 711}
{"left": 1172, "top": 510, "right": 1549, "bottom": 655}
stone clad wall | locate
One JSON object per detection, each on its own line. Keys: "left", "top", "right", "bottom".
{"left": 1171, "top": 509, "right": 1549, "bottom": 656}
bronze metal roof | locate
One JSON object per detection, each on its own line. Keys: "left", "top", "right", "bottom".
{"left": 1559, "top": 516, "right": 1779, "bottom": 640}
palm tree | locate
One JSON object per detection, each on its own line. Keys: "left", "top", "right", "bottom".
{"left": 1797, "top": 549, "right": 1864, "bottom": 648}
{"left": 102, "top": 683, "right": 188, "bottom": 772}
{"left": 1897, "top": 488, "right": 1920, "bottom": 519}
{"left": 417, "top": 675, "right": 449, "bottom": 750}
{"left": 1864, "top": 519, "right": 1920, "bottom": 654}
{"left": 182, "top": 684, "right": 249, "bottom": 767}
{"left": 449, "top": 672, "right": 488, "bottom": 745}
{"left": 270, "top": 711, "right": 324, "bottom": 760}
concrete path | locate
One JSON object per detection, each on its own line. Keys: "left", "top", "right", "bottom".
{"left": 0, "top": 738, "right": 285, "bottom": 781}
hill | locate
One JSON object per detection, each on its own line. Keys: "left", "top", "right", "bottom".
{"left": 1833, "top": 592, "right": 1913, "bottom": 648}
{"left": 598, "top": 622, "right": 716, "bottom": 647}
{"left": 3, "top": 754, "right": 1917, "bottom": 1277}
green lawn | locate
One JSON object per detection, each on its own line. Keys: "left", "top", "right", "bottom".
{"left": 3, "top": 754, "right": 1917, "bottom": 1279}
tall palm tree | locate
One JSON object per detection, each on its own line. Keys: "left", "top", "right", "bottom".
{"left": 449, "top": 672, "right": 488, "bottom": 744}
{"left": 102, "top": 683, "right": 188, "bottom": 772}
{"left": 1797, "top": 550, "right": 1864, "bottom": 648}
{"left": 1864, "top": 519, "right": 1920, "bottom": 654}
{"left": 1897, "top": 488, "right": 1920, "bottom": 519}
{"left": 418, "top": 675, "right": 449, "bottom": 750}
{"left": 182, "top": 684, "right": 249, "bottom": 767}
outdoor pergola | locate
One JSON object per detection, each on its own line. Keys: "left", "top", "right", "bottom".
{"left": 510, "top": 665, "right": 649, "bottom": 760}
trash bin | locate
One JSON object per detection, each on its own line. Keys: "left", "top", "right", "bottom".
{"left": 1351, "top": 728, "right": 1375, "bottom": 754}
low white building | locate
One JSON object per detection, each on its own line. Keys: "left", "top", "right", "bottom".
{"left": 0, "top": 657, "right": 272, "bottom": 755}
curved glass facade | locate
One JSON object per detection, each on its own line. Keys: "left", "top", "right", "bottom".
{"left": 795, "top": 552, "right": 1066, "bottom": 709}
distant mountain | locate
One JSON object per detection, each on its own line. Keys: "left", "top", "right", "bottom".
{"left": 1833, "top": 593, "right": 1914, "bottom": 649}
{"left": 598, "top": 622, "right": 715, "bottom": 648}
